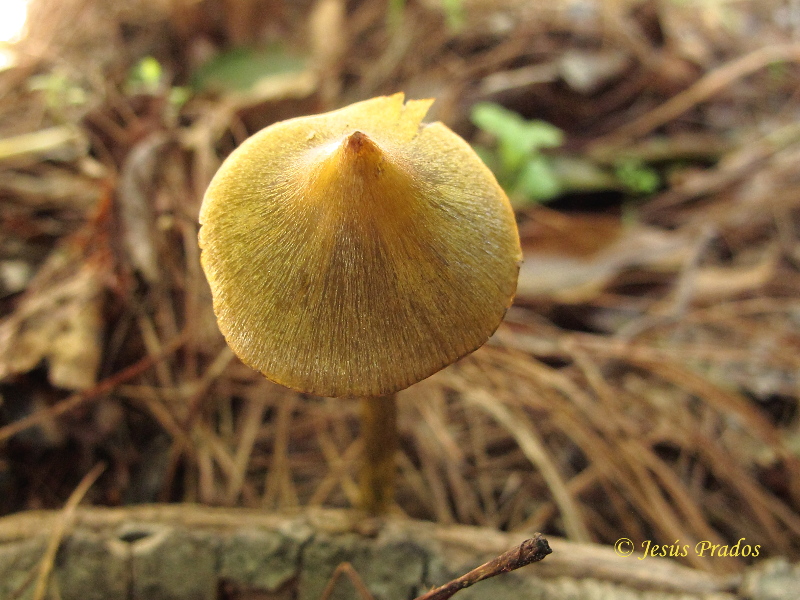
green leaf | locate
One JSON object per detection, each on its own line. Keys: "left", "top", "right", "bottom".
{"left": 138, "top": 57, "right": 163, "bottom": 88}
{"left": 471, "top": 102, "right": 566, "bottom": 201}
{"left": 471, "top": 102, "right": 564, "bottom": 173}
{"left": 517, "top": 120, "right": 564, "bottom": 151}
{"left": 168, "top": 86, "right": 191, "bottom": 108}
{"left": 514, "top": 156, "right": 562, "bottom": 202}
{"left": 126, "top": 56, "right": 164, "bottom": 95}
{"left": 471, "top": 103, "right": 526, "bottom": 143}
{"left": 615, "top": 159, "right": 661, "bottom": 195}
{"left": 498, "top": 138, "right": 529, "bottom": 173}
{"left": 387, "top": 0, "right": 405, "bottom": 29}
{"left": 442, "top": 0, "right": 466, "bottom": 31}
{"left": 29, "top": 72, "right": 88, "bottom": 108}
{"left": 191, "top": 45, "right": 306, "bottom": 93}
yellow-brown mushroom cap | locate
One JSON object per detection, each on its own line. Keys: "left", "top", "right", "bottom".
{"left": 199, "top": 93, "right": 521, "bottom": 397}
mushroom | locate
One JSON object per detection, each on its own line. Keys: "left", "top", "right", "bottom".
{"left": 199, "top": 93, "right": 521, "bottom": 514}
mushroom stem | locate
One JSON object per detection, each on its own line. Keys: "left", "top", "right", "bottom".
{"left": 359, "top": 394, "right": 397, "bottom": 515}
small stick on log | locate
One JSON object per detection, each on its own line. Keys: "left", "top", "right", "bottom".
{"left": 414, "top": 534, "right": 552, "bottom": 600}
{"left": 319, "top": 535, "right": 552, "bottom": 600}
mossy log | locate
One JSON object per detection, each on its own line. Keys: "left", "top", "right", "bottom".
{"left": 0, "top": 505, "right": 796, "bottom": 600}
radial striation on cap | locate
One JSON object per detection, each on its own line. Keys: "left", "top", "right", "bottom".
{"left": 199, "top": 93, "right": 522, "bottom": 397}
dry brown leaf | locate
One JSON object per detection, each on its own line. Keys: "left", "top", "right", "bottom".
{"left": 517, "top": 212, "right": 689, "bottom": 303}
{"left": 118, "top": 133, "right": 169, "bottom": 284}
{"left": 0, "top": 197, "right": 111, "bottom": 391}
{"left": 0, "top": 167, "right": 101, "bottom": 211}
{"left": 0, "top": 257, "right": 105, "bottom": 391}
{"left": 0, "top": 126, "right": 87, "bottom": 165}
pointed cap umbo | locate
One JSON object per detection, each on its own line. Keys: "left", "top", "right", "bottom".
{"left": 199, "top": 93, "right": 521, "bottom": 397}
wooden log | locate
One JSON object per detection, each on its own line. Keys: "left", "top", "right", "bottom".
{"left": 0, "top": 505, "right": 795, "bottom": 600}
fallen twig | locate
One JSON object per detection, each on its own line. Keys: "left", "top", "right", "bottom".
{"left": 600, "top": 43, "right": 800, "bottom": 145}
{"left": 414, "top": 535, "right": 552, "bottom": 600}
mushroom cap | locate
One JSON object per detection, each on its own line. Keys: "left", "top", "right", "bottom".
{"left": 199, "top": 93, "right": 521, "bottom": 397}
